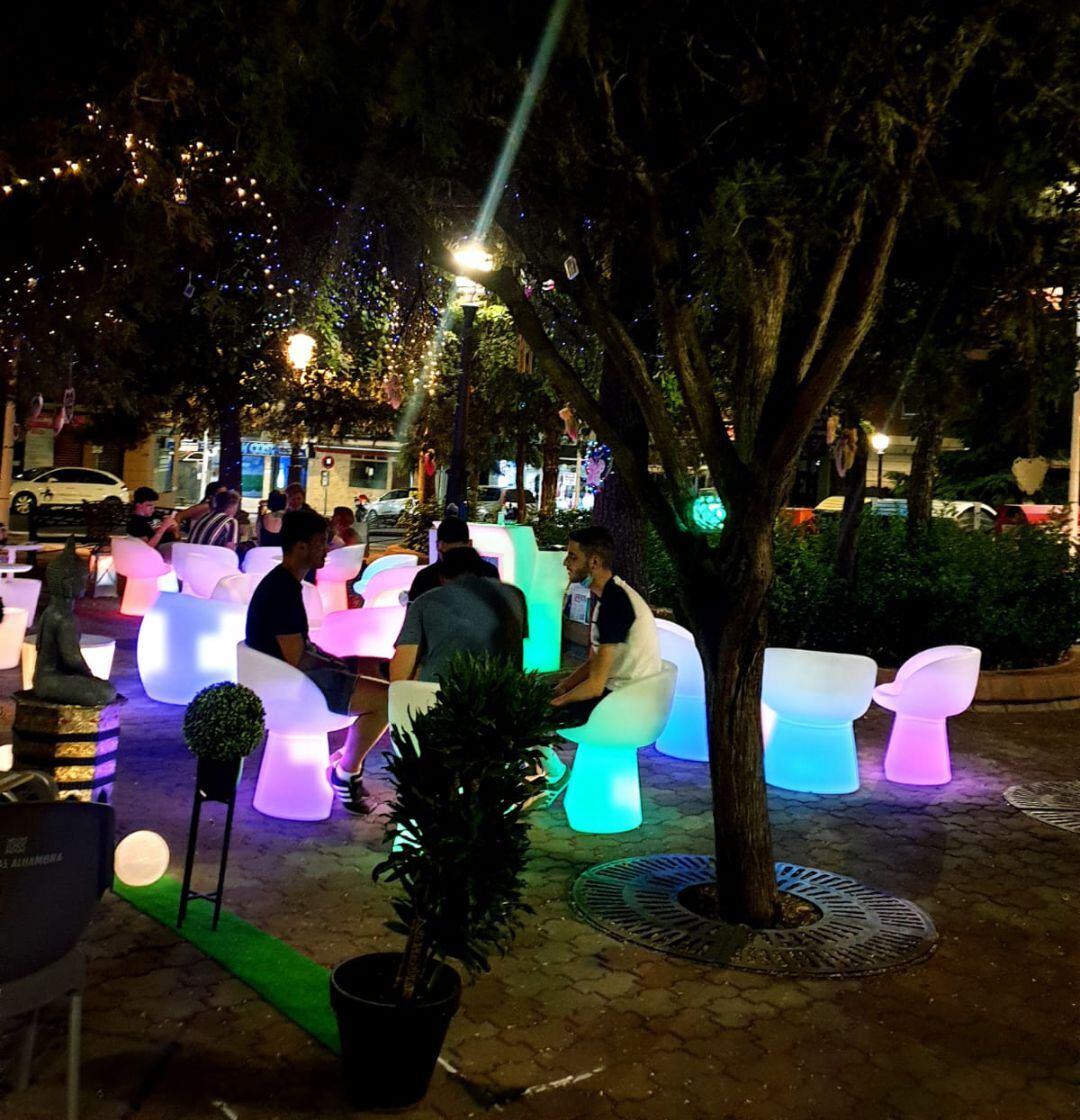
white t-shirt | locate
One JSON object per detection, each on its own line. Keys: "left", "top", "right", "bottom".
{"left": 590, "top": 576, "right": 661, "bottom": 690}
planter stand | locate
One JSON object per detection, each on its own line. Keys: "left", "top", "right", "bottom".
{"left": 177, "top": 757, "right": 243, "bottom": 931}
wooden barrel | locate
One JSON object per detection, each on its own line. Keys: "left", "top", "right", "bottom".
{"left": 12, "top": 693, "right": 125, "bottom": 803}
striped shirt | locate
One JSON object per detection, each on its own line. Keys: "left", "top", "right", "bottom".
{"left": 188, "top": 512, "right": 238, "bottom": 548}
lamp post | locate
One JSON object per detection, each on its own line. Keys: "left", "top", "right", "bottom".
{"left": 870, "top": 431, "right": 890, "bottom": 497}
{"left": 446, "top": 245, "right": 492, "bottom": 516}
{"left": 286, "top": 333, "right": 316, "bottom": 485}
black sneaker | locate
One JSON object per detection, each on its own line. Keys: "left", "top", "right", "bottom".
{"left": 342, "top": 779, "right": 379, "bottom": 816}
{"left": 329, "top": 766, "right": 360, "bottom": 800}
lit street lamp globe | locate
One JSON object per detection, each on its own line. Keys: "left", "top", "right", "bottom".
{"left": 287, "top": 332, "right": 316, "bottom": 372}
{"left": 870, "top": 431, "right": 890, "bottom": 454}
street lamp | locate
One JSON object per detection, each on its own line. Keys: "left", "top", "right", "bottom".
{"left": 870, "top": 431, "right": 890, "bottom": 496}
{"left": 287, "top": 331, "right": 316, "bottom": 372}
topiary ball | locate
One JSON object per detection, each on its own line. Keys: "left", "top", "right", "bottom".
{"left": 183, "top": 682, "right": 265, "bottom": 762}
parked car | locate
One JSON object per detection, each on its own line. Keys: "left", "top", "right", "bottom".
{"left": 475, "top": 486, "right": 536, "bottom": 522}
{"left": 993, "top": 503, "right": 1080, "bottom": 533}
{"left": 813, "top": 496, "right": 996, "bottom": 531}
{"left": 368, "top": 487, "right": 417, "bottom": 526}
{"left": 10, "top": 466, "right": 128, "bottom": 517}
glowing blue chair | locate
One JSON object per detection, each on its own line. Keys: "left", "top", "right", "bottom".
{"left": 355, "top": 553, "right": 418, "bottom": 594}
{"left": 561, "top": 661, "right": 677, "bottom": 833}
{"left": 654, "top": 620, "right": 707, "bottom": 761}
{"left": 762, "top": 647, "right": 877, "bottom": 794}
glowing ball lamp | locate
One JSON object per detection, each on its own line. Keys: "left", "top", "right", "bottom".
{"left": 762, "top": 647, "right": 877, "bottom": 794}
{"left": 114, "top": 830, "right": 170, "bottom": 887}
{"left": 873, "top": 645, "right": 981, "bottom": 785}
{"left": 691, "top": 493, "right": 727, "bottom": 534}
{"left": 561, "top": 662, "right": 677, "bottom": 833}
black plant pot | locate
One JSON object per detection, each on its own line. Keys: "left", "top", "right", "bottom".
{"left": 195, "top": 756, "right": 244, "bottom": 802}
{"left": 330, "top": 952, "right": 461, "bottom": 1110}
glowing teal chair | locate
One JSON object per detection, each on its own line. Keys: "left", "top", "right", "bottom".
{"left": 561, "top": 661, "right": 678, "bottom": 833}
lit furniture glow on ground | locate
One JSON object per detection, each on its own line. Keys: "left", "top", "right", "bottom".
{"left": 170, "top": 544, "right": 239, "bottom": 599}
{"left": 355, "top": 553, "right": 418, "bottom": 594}
{"left": 873, "top": 645, "right": 982, "bottom": 785}
{"left": 237, "top": 642, "right": 353, "bottom": 821}
{"left": 0, "top": 607, "right": 29, "bottom": 670}
{"left": 762, "top": 647, "right": 878, "bottom": 794}
{"left": 316, "top": 545, "right": 366, "bottom": 614}
{"left": 22, "top": 635, "right": 115, "bottom": 692}
{"left": 137, "top": 593, "right": 247, "bottom": 705}
{"left": 0, "top": 577, "right": 42, "bottom": 625}
{"left": 654, "top": 620, "right": 707, "bottom": 761}
{"left": 111, "top": 538, "right": 177, "bottom": 617}
{"left": 561, "top": 661, "right": 677, "bottom": 834}
{"left": 242, "top": 547, "right": 282, "bottom": 577}
{"left": 314, "top": 606, "right": 406, "bottom": 660}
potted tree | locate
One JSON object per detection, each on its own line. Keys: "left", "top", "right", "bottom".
{"left": 330, "top": 653, "right": 560, "bottom": 1110}
{"left": 183, "top": 682, "right": 266, "bottom": 801}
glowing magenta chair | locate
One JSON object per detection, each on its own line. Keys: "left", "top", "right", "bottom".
{"left": 137, "top": 593, "right": 247, "bottom": 705}
{"left": 242, "top": 546, "right": 282, "bottom": 577}
{"left": 110, "top": 538, "right": 178, "bottom": 617}
{"left": 762, "top": 648, "right": 877, "bottom": 794}
{"left": 316, "top": 545, "right": 366, "bottom": 614}
{"left": 562, "top": 661, "right": 677, "bottom": 834}
{"left": 361, "top": 566, "right": 426, "bottom": 608}
{"left": 873, "top": 645, "right": 981, "bottom": 785}
{"left": 654, "top": 620, "right": 707, "bottom": 761}
{"left": 314, "top": 606, "right": 405, "bottom": 661}
{"left": 355, "top": 553, "right": 418, "bottom": 594}
{"left": 237, "top": 642, "right": 353, "bottom": 821}
{"left": 171, "top": 543, "right": 239, "bottom": 599}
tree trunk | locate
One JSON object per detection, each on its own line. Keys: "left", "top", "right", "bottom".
{"left": 689, "top": 513, "right": 780, "bottom": 926}
{"left": 288, "top": 441, "right": 305, "bottom": 486}
{"left": 540, "top": 422, "right": 560, "bottom": 514}
{"left": 218, "top": 403, "right": 242, "bottom": 491}
{"left": 592, "top": 356, "right": 649, "bottom": 594}
{"left": 835, "top": 427, "right": 869, "bottom": 584}
{"left": 907, "top": 410, "right": 944, "bottom": 537}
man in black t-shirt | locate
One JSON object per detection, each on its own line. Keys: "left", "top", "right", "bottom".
{"left": 126, "top": 487, "right": 178, "bottom": 551}
{"left": 246, "top": 509, "right": 387, "bottom": 815}
{"left": 406, "top": 516, "right": 499, "bottom": 602}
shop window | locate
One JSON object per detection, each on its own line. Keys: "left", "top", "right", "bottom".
{"left": 349, "top": 456, "right": 388, "bottom": 491}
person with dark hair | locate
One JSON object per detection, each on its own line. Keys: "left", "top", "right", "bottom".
{"left": 552, "top": 525, "right": 660, "bottom": 724}
{"left": 245, "top": 508, "right": 386, "bottom": 815}
{"left": 406, "top": 516, "right": 499, "bottom": 601}
{"left": 285, "top": 482, "right": 313, "bottom": 513}
{"left": 257, "top": 490, "right": 287, "bottom": 546}
{"left": 177, "top": 480, "right": 227, "bottom": 532}
{"left": 390, "top": 545, "right": 527, "bottom": 684}
{"left": 188, "top": 489, "right": 241, "bottom": 549}
{"left": 126, "top": 486, "right": 178, "bottom": 550}
{"left": 329, "top": 506, "right": 360, "bottom": 549}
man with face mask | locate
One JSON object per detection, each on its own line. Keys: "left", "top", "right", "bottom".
{"left": 552, "top": 525, "right": 661, "bottom": 727}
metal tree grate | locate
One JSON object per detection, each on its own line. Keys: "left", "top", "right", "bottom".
{"left": 571, "top": 854, "right": 937, "bottom": 977}
{"left": 1004, "top": 781, "right": 1080, "bottom": 834}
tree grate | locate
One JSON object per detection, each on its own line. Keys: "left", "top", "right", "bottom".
{"left": 570, "top": 854, "right": 938, "bottom": 977}
{"left": 1003, "top": 781, "right": 1080, "bottom": 834}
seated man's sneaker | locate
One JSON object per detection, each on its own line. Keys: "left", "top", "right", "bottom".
{"left": 521, "top": 766, "right": 571, "bottom": 813}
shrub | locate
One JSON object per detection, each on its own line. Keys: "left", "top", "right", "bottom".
{"left": 183, "top": 683, "right": 265, "bottom": 762}
{"left": 533, "top": 508, "right": 590, "bottom": 550}
{"left": 770, "top": 516, "right": 1080, "bottom": 670}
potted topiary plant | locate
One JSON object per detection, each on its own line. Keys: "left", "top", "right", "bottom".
{"left": 183, "top": 682, "right": 265, "bottom": 801}
{"left": 329, "top": 652, "right": 560, "bottom": 1111}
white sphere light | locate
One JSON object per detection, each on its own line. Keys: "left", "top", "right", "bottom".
{"left": 870, "top": 431, "right": 890, "bottom": 454}
{"left": 287, "top": 332, "right": 316, "bottom": 372}
{"left": 114, "top": 830, "right": 170, "bottom": 888}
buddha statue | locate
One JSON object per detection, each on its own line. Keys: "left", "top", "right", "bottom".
{"left": 31, "top": 538, "right": 117, "bottom": 706}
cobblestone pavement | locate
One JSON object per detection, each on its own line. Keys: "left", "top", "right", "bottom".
{"left": 1, "top": 602, "right": 1077, "bottom": 1119}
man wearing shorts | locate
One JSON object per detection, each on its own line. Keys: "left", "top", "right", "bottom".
{"left": 245, "top": 508, "right": 387, "bottom": 815}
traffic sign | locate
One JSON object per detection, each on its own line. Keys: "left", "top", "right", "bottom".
{"left": 320, "top": 470, "right": 330, "bottom": 487}
{"left": 321, "top": 454, "right": 335, "bottom": 469}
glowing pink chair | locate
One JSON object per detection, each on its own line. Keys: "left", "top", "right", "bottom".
{"left": 211, "top": 572, "right": 264, "bottom": 604}
{"left": 316, "top": 545, "right": 366, "bottom": 614}
{"left": 236, "top": 642, "right": 353, "bottom": 821}
{"left": 171, "top": 543, "right": 239, "bottom": 599}
{"left": 242, "top": 547, "right": 282, "bottom": 577}
{"left": 873, "top": 645, "right": 981, "bottom": 785}
{"left": 314, "top": 606, "right": 405, "bottom": 661}
{"left": 111, "top": 538, "right": 178, "bottom": 617}
{"left": 361, "top": 566, "right": 426, "bottom": 608}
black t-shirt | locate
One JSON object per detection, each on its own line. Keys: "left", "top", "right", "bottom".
{"left": 246, "top": 564, "right": 308, "bottom": 659}
{"left": 126, "top": 514, "right": 154, "bottom": 540}
{"left": 407, "top": 551, "right": 500, "bottom": 602}
{"left": 593, "top": 580, "right": 635, "bottom": 645}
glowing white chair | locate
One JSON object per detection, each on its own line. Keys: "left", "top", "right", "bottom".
{"left": 0, "top": 608, "right": 29, "bottom": 670}
{"left": 302, "top": 581, "right": 325, "bottom": 632}
{"left": 355, "top": 553, "right": 417, "bottom": 594}
{"left": 171, "top": 543, "right": 239, "bottom": 599}
{"left": 314, "top": 606, "right": 406, "bottom": 660}
{"left": 873, "top": 645, "right": 981, "bottom": 785}
{"left": 22, "top": 634, "right": 115, "bottom": 691}
{"left": 111, "top": 538, "right": 178, "bottom": 617}
{"left": 211, "top": 572, "right": 264, "bottom": 604}
{"left": 654, "top": 620, "right": 707, "bottom": 762}
{"left": 316, "top": 545, "right": 366, "bottom": 614}
{"left": 243, "top": 547, "right": 282, "bottom": 577}
{"left": 388, "top": 680, "right": 441, "bottom": 748}
{"left": 137, "top": 593, "right": 247, "bottom": 705}
{"left": 237, "top": 642, "right": 353, "bottom": 821}
{"left": 361, "top": 566, "right": 425, "bottom": 608}
{"left": 562, "top": 661, "right": 678, "bottom": 834}
{"left": 0, "top": 578, "right": 42, "bottom": 625}
{"left": 762, "top": 648, "right": 878, "bottom": 794}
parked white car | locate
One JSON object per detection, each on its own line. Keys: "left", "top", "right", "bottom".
{"left": 11, "top": 467, "right": 129, "bottom": 517}
{"left": 368, "top": 487, "right": 417, "bottom": 526}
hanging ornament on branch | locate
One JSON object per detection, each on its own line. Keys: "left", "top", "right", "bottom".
{"left": 833, "top": 427, "right": 858, "bottom": 478}
{"left": 558, "top": 403, "right": 579, "bottom": 444}
{"left": 582, "top": 441, "right": 613, "bottom": 493}
{"left": 27, "top": 393, "right": 43, "bottom": 421}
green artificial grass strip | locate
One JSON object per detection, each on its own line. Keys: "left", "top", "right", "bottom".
{"left": 114, "top": 875, "right": 341, "bottom": 1053}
